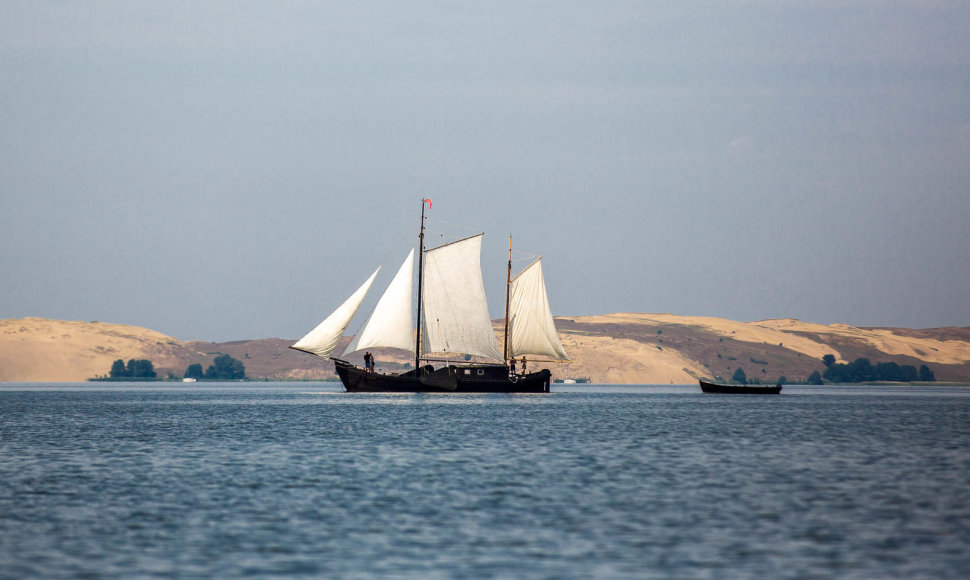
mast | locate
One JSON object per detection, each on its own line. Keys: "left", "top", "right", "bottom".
{"left": 414, "top": 198, "right": 429, "bottom": 372}
{"left": 503, "top": 234, "right": 512, "bottom": 363}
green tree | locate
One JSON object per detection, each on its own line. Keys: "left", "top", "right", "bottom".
{"left": 823, "top": 362, "right": 853, "bottom": 383}
{"left": 919, "top": 364, "right": 936, "bottom": 382}
{"left": 109, "top": 359, "right": 128, "bottom": 378}
{"left": 899, "top": 365, "right": 918, "bottom": 382}
{"left": 731, "top": 367, "right": 747, "bottom": 384}
{"left": 127, "top": 359, "right": 156, "bottom": 378}
{"left": 875, "top": 361, "right": 902, "bottom": 381}
{"left": 184, "top": 363, "right": 204, "bottom": 379}
{"left": 807, "top": 370, "right": 823, "bottom": 385}
{"left": 205, "top": 354, "right": 246, "bottom": 380}
{"left": 847, "top": 358, "right": 874, "bottom": 382}
{"left": 822, "top": 354, "right": 836, "bottom": 368}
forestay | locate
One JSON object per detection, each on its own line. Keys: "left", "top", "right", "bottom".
{"left": 343, "top": 249, "right": 416, "bottom": 355}
{"left": 508, "top": 258, "right": 569, "bottom": 360}
{"left": 292, "top": 267, "right": 381, "bottom": 359}
{"left": 422, "top": 234, "right": 504, "bottom": 360}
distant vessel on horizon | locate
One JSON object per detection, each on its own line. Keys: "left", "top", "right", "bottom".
{"left": 290, "top": 199, "right": 569, "bottom": 392}
{"left": 699, "top": 379, "right": 782, "bottom": 394}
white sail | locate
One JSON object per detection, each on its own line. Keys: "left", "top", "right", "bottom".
{"left": 508, "top": 258, "right": 569, "bottom": 360}
{"left": 343, "top": 249, "right": 415, "bottom": 355}
{"left": 422, "top": 234, "right": 504, "bottom": 360}
{"left": 291, "top": 267, "right": 380, "bottom": 360}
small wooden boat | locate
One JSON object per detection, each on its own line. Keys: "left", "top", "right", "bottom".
{"left": 699, "top": 380, "right": 782, "bottom": 394}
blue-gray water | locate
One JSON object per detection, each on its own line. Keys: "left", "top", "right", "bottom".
{"left": 1, "top": 384, "right": 968, "bottom": 579}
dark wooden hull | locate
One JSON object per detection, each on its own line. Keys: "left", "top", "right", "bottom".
{"left": 333, "top": 359, "right": 551, "bottom": 393}
{"left": 699, "top": 380, "right": 782, "bottom": 394}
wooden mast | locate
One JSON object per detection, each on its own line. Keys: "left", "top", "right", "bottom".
{"left": 503, "top": 234, "right": 512, "bottom": 363}
{"left": 414, "top": 199, "right": 429, "bottom": 372}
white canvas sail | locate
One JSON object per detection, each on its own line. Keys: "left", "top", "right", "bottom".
{"left": 343, "top": 249, "right": 415, "bottom": 355}
{"left": 422, "top": 234, "right": 504, "bottom": 360}
{"left": 508, "top": 258, "right": 568, "bottom": 360}
{"left": 291, "top": 267, "right": 380, "bottom": 359}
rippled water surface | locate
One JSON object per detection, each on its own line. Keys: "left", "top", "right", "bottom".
{"left": 1, "top": 384, "right": 969, "bottom": 578}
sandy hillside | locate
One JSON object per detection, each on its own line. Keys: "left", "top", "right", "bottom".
{"left": 3, "top": 315, "right": 969, "bottom": 383}
{"left": 548, "top": 333, "right": 708, "bottom": 384}
{"left": 0, "top": 318, "right": 194, "bottom": 382}
{"left": 553, "top": 313, "right": 970, "bottom": 384}
{"left": 573, "top": 313, "right": 970, "bottom": 365}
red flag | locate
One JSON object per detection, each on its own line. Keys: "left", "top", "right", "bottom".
{"left": 424, "top": 198, "right": 432, "bottom": 209}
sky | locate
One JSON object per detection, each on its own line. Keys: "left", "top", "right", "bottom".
{"left": 2, "top": 1, "right": 969, "bottom": 342}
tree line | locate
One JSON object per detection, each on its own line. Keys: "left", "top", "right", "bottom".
{"left": 812, "top": 355, "right": 934, "bottom": 384}
{"left": 109, "top": 359, "right": 157, "bottom": 379}
{"left": 729, "top": 354, "right": 936, "bottom": 385}
{"left": 184, "top": 354, "right": 246, "bottom": 380}
{"left": 103, "top": 354, "right": 246, "bottom": 381}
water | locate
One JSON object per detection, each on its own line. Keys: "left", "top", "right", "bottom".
{"left": 1, "top": 384, "right": 968, "bottom": 579}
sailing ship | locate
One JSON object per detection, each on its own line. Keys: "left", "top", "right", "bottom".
{"left": 699, "top": 380, "right": 782, "bottom": 394}
{"left": 290, "top": 199, "right": 569, "bottom": 392}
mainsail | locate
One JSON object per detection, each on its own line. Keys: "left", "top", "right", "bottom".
{"left": 292, "top": 267, "right": 381, "bottom": 359}
{"left": 422, "top": 234, "right": 504, "bottom": 360}
{"left": 508, "top": 258, "right": 569, "bottom": 360}
{"left": 343, "top": 249, "right": 415, "bottom": 355}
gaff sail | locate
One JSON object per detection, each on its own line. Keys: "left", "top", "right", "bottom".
{"left": 508, "top": 258, "right": 568, "bottom": 361}
{"left": 422, "top": 234, "right": 504, "bottom": 361}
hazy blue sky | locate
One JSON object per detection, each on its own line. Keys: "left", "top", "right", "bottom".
{"left": 3, "top": 1, "right": 969, "bottom": 342}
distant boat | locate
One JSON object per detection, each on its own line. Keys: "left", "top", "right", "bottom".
{"left": 699, "top": 380, "right": 782, "bottom": 394}
{"left": 290, "top": 199, "right": 569, "bottom": 393}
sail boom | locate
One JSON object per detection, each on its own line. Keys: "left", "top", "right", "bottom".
{"left": 425, "top": 232, "right": 486, "bottom": 254}
{"left": 509, "top": 256, "right": 542, "bottom": 284}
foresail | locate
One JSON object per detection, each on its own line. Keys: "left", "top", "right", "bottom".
{"left": 343, "top": 248, "right": 415, "bottom": 355}
{"left": 291, "top": 267, "right": 380, "bottom": 360}
{"left": 422, "top": 234, "right": 504, "bottom": 361}
{"left": 508, "top": 258, "right": 569, "bottom": 360}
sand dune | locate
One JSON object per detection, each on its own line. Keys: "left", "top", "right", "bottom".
{"left": 573, "top": 313, "right": 970, "bottom": 367}
{"left": 2, "top": 315, "right": 969, "bottom": 383}
{"left": 550, "top": 333, "right": 708, "bottom": 384}
{"left": 0, "top": 318, "right": 191, "bottom": 382}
